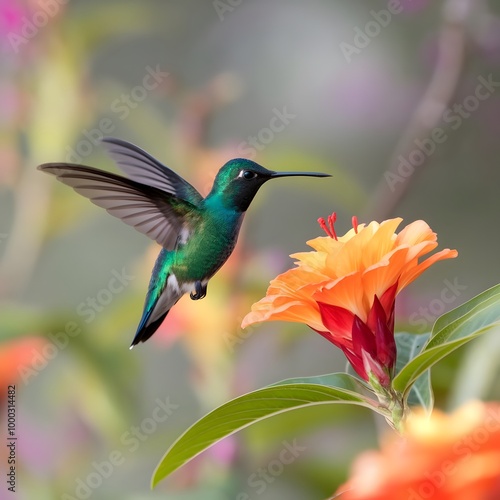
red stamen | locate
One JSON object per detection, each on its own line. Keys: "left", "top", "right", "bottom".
{"left": 318, "top": 212, "right": 338, "bottom": 240}
{"left": 352, "top": 216, "right": 358, "bottom": 234}
{"left": 317, "top": 217, "right": 331, "bottom": 237}
{"left": 328, "top": 213, "right": 338, "bottom": 240}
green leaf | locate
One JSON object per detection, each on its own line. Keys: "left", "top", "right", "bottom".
{"left": 447, "top": 327, "right": 500, "bottom": 408}
{"left": 393, "top": 284, "right": 500, "bottom": 395}
{"left": 405, "top": 369, "right": 433, "bottom": 411}
{"left": 270, "top": 372, "right": 372, "bottom": 393}
{"left": 395, "top": 332, "right": 431, "bottom": 373}
{"left": 394, "top": 332, "right": 433, "bottom": 412}
{"left": 152, "top": 374, "right": 382, "bottom": 488}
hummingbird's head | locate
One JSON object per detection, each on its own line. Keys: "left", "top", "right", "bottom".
{"left": 208, "top": 159, "right": 330, "bottom": 212}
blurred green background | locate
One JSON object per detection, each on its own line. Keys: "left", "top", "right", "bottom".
{"left": 1, "top": 0, "right": 500, "bottom": 498}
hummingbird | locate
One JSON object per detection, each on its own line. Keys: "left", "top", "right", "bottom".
{"left": 38, "top": 138, "right": 330, "bottom": 348}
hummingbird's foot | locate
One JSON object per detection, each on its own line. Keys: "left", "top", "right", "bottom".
{"left": 190, "top": 281, "right": 207, "bottom": 300}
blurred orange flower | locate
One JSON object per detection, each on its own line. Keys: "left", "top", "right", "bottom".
{"left": 242, "top": 215, "right": 457, "bottom": 386}
{"left": 0, "top": 336, "right": 46, "bottom": 401}
{"left": 336, "top": 401, "right": 500, "bottom": 500}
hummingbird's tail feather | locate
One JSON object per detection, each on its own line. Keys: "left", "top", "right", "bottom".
{"left": 129, "top": 249, "right": 184, "bottom": 348}
{"left": 129, "top": 284, "right": 182, "bottom": 348}
{"left": 129, "top": 310, "right": 169, "bottom": 348}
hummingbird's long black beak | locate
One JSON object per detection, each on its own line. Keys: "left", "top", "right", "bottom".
{"left": 270, "top": 171, "right": 331, "bottom": 178}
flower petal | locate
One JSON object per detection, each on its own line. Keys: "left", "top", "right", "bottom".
{"left": 341, "top": 346, "right": 367, "bottom": 381}
{"left": 371, "top": 296, "right": 396, "bottom": 369}
{"left": 352, "top": 315, "right": 376, "bottom": 358}
{"left": 361, "top": 247, "right": 409, "bottom": 310}
{"left": 399, "top": 248, "right": 458, "bottom": 290}
{"left": 314, "top": 272, "right": 367, "bottom": 320}
{"left": 242, "top": 296, "right": 325, "bottom": 331}
{"left": 317, "top": 302, "right": 355, "bottom": 344}
{"left": 395, "top": 219, "right": 436, "bottom": 247}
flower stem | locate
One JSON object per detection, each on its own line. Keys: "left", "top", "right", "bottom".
{"left": 387, "top": 391, "right": 407, "bottom": 434}
{"left": 371, "top": 382, "right": 408, "bottom": 434}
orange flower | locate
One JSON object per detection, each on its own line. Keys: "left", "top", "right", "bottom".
{"left": 335, "top": 401, "right": 500, "bottom": 500}
{"left": 0, "top": 336, "right": 46, "bottom": 404}
{"left": 242, "top": 214, "right": 457, "bottom": 386}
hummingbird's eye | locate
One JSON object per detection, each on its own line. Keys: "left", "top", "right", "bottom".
{"left": 242, "top": 170, "right": 257, "bottom": 180}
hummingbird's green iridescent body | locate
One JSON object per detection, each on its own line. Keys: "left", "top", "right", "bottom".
{"left": 139, "top": 195, "right": 243, "bottom": 343}
{"left": 38, "top": 138, "right": 330, "bottom": 347}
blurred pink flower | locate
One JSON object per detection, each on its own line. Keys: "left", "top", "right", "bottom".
{"left": 0, "top": 0, "right": 26, "bottom": 34}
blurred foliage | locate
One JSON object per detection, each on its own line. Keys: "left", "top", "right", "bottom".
{"left": 1, "top": 0, "right": 499, "bottom": 498}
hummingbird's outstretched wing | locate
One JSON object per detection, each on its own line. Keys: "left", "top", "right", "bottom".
{"left": 101, "top": 137, "right": 203, "bottom": 205}
{"left": 38, "top": 163, "right": 200, "bottom": 250}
